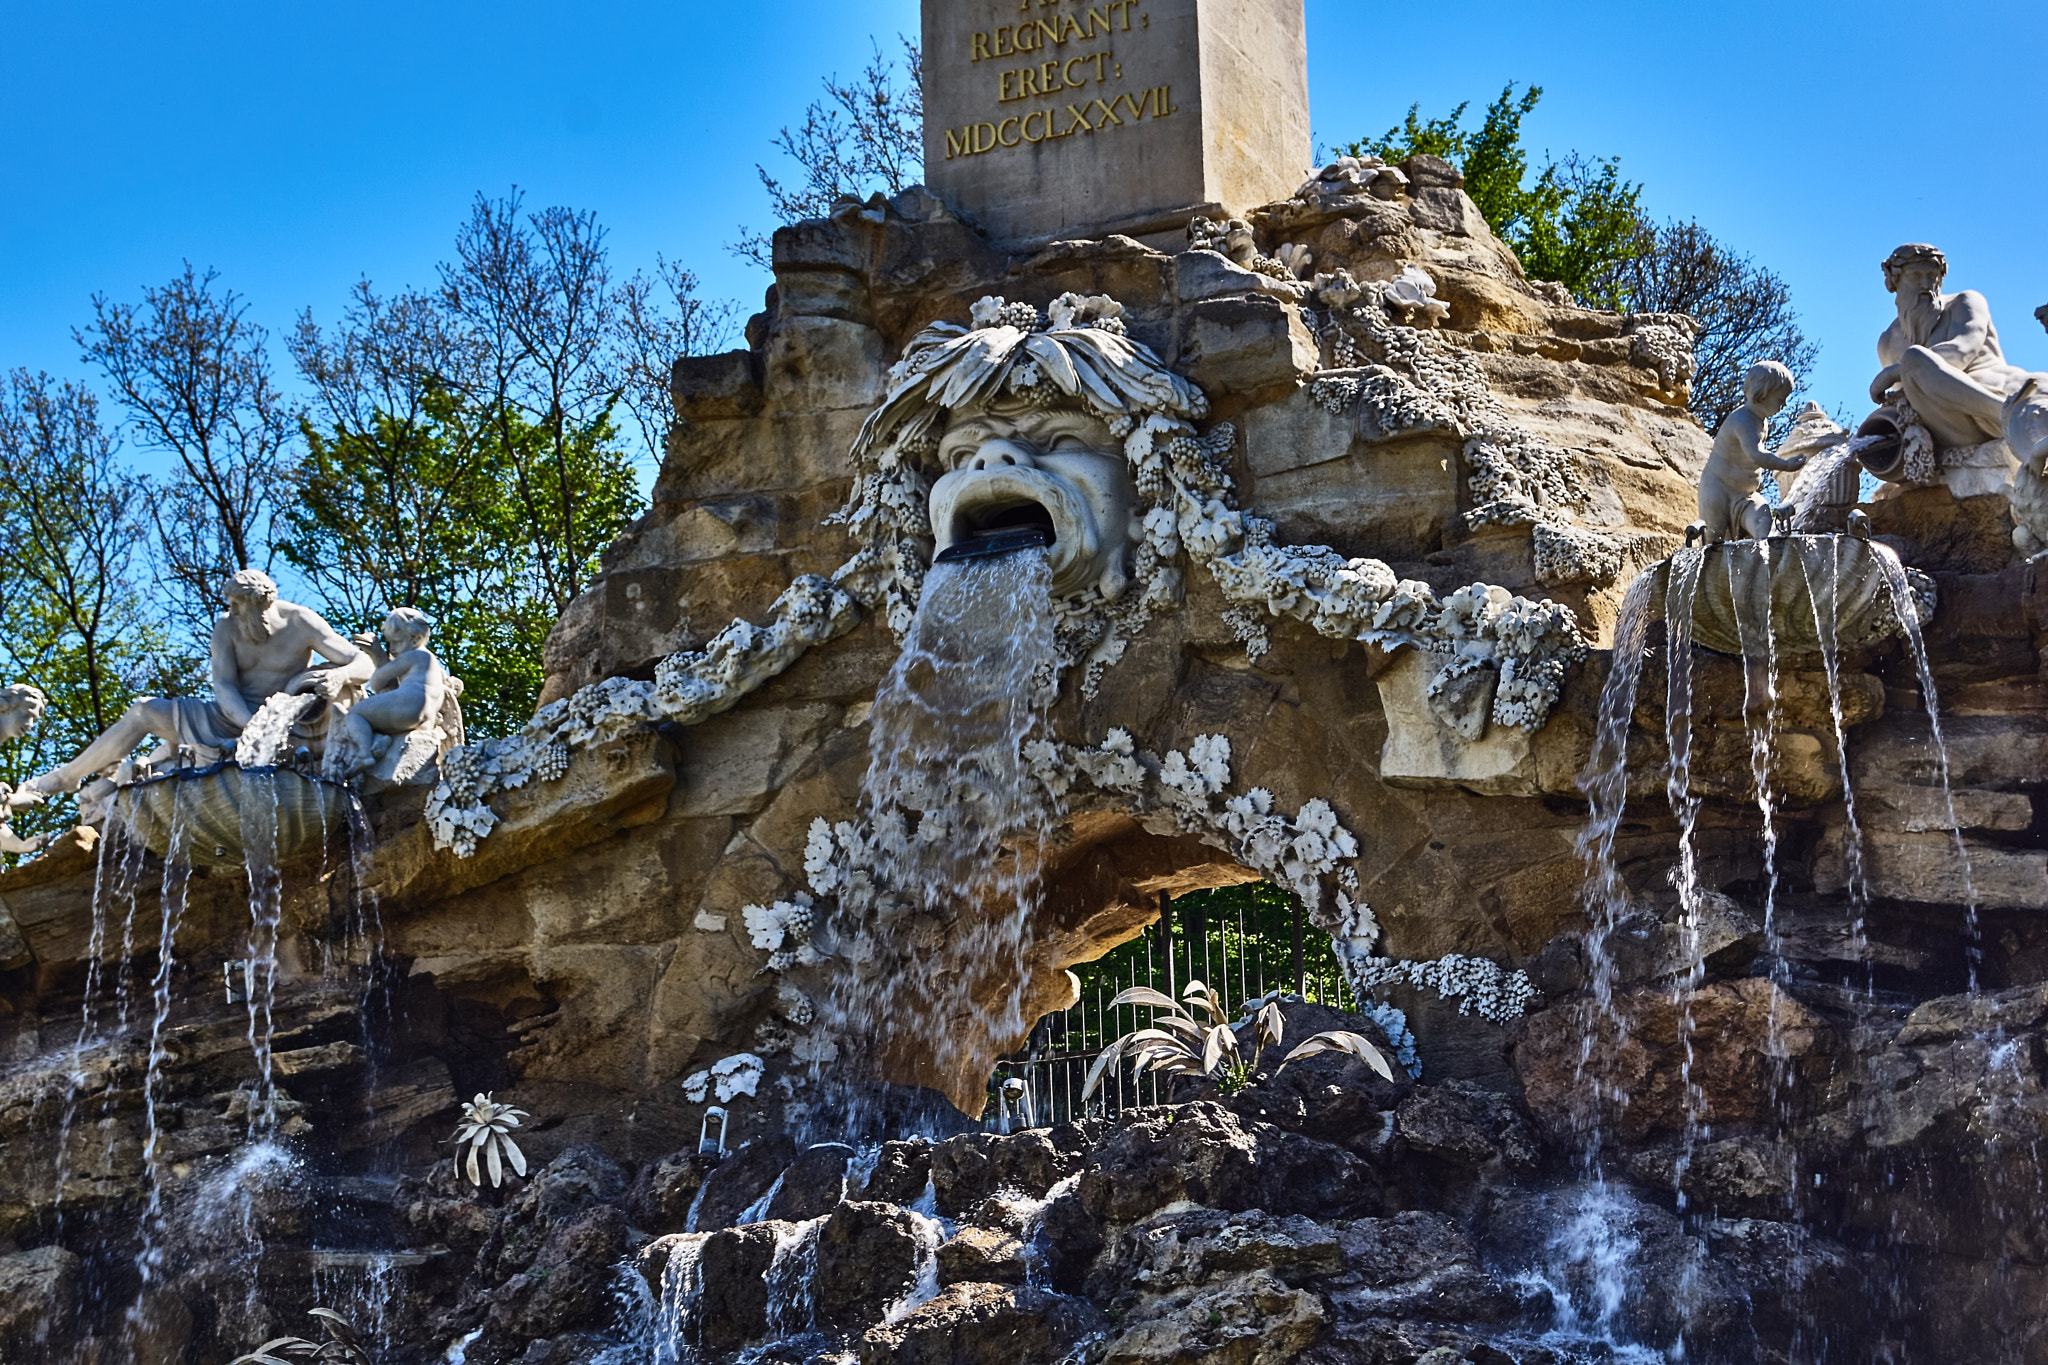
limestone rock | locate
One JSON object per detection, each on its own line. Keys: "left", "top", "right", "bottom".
{"left": 1078, "top": 1102, "right": 1380, "bottom": 1225}
{"left": 0, "top": 1245, "right": 80, "bottom": 1348}
{"left": 937, "top": 1226, "right": 1028, "bottom": 1286}
{"left": 691, "top": 1134, "right": 796, "bottom": 1231}
{"left": 1103, "top": 1268, "right": 1325, "bottom": 1365}
{"left": 812, "top": 1200, "right": 926, "bottom": 1332}
{"left": 764, "top": 1141, "right": 855, "bottom": 1222}
{"left": 857, "top": 1282, "right": 1102, "bottom": 1365}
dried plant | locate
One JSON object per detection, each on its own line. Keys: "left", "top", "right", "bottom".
{"left": 450, "top": 1090, "right": 530, "bottom": 1187}
{"left": 229, "top": 1308, "right": 370, "bottom": 1364}
{"left": 1083, "top": 980, "right": 1393, "bottom": 1100}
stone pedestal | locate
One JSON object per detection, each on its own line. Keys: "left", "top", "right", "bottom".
{"left": 920, "top": 0, "right": 1309, "bottom": 246}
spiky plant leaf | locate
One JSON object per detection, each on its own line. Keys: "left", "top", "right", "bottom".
{"left": 1108, "top": 986, "right": 1184, "bottom": 1014}
{"left": 503, "top": 1133, "right": 528, "bottom": 1178}
{"left": 1255, "top": 1001, "right": 1286, "bottom": 1052}
{"left": 466, "top": 1142, "right": 483, "bottom": 1186}
{"left": 487, "top": 1136, "right": 504, "bottom": 1187}
{"left": 1201, "top": 1022, "right": 1238, "bottom": 1075}
{"left": 1279, "top": 1030, "right": 1395, "bottom": 1081}
{"left": 1182, "top": 980, "right": 1229, "bottom": 1025}
{"left": 1081, "top": 1036, "right": 1131, "bottom": 1100}
{"left": 229, "top": 1339, "right": 315, "bottom": 1365}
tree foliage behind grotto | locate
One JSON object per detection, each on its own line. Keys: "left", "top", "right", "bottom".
{"left": 0, "top": 193, "right": 738, "bottom": 787}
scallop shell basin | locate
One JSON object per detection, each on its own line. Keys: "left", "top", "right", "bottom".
{"left": 111, "top": 764, "right": 351, "bottom": 868}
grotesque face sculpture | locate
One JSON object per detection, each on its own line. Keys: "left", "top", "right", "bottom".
{"left": 927, "top": 401, "right": 1138, "bottom": 601}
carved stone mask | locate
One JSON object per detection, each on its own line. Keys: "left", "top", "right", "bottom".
{"left": 927, "top": 402, "right": 1137, "bottom": 600}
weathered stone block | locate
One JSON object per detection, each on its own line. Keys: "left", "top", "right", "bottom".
{"left": 1375, "top": 650, "right": 1540, "bottom": 797}
{"left": 670, "top": 351, "right": 763, "bottom": 421}
{"left": 1178, "top": 294, "right": 1315, "bottom": 395}
{"left": 763, "top": 315, "right": 889, "bottom": 411}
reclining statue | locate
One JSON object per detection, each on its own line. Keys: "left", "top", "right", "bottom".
{"left": 1870, "top": 243, "right": 2032, "bottom": 449}
{"left": 24, "top": 569, "right": 369, "bottom": 798}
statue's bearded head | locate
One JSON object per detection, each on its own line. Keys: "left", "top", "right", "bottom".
{"left": 0, "top": 684, "right": 47, "bottom": 745}
{"left": 1882, "top": 243, "right": 1948, "bottom": 304}
{"left": 222, "top": 568, "right": 281, "bottom": 639}
{"left": 927, "top": 399, "right": 1137, "bottom": 600}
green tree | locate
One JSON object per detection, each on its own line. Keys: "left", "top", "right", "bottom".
{"left": 0, "top": 370, "right": 172, "bottom": 853}
{"left": 76, "top": 263, "right": 299, "bottom": 653}
{"left": 1345, "top": 83, "right": 1647, "bottom": 302}
{"left": 287, "top": 280, "right": 638, "bottom": 738}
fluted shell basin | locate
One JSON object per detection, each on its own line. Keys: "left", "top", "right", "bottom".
{"left": 111, "top": 764, "right": 351, "bottom": 868}
{"left": 1649, "top": 535, "right": 1927, "bottom": 658}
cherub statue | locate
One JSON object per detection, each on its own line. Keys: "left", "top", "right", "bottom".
{"left": 1698, "top": 361, "right": 1805, "bottom": 542}
{"left": 328, "top": 608, "right": 456, "bottom": 780}
{"left": 0, "top": 685, "right": 50, "bottom": 855}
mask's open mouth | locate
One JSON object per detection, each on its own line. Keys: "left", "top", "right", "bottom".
{"left": 929, "top": 466, "right": 1102, "bottom": 591}
{"left": 933, "top": 498, "right": 1058, "bottom": 564}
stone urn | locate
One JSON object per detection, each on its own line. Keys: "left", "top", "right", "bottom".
{"left": 110, "top": 763, "right": 352, "bottom": 868}
{"left": 1650, "top": 535, "right": 1931, "bottom": 658}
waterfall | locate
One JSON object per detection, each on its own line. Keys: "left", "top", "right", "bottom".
{"left": 1867, "top": 548, "right": 1981, "bottom": 987}
{"left": 1796, "top": 537, "right": 1872, "bottom": 989}
{"left": 827, "top": 546, "right": 1058, "bottom": 1097}
{"left": 126, "top": 777, "right": 197, "bottom": 1330}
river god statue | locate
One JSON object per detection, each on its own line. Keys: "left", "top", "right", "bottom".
{"left": 1869, "top": 244, "right": 2032, "bottom": 451}
{"left": 25, "top": 569, "right": 368, "bottom": 797}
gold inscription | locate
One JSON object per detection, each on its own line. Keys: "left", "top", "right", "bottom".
{"left": 943, "top": 85, "right": 1173, "bottom": 159}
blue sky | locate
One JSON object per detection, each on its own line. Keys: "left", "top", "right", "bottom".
{"left": 3, "top": 0, "right": 2045, "bottom": 463}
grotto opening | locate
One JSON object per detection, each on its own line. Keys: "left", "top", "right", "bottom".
{"left": 7, "top": 3, "right": 2048, "bottom": 1362}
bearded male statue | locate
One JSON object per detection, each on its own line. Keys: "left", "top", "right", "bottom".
{"left": 1870, "top": 243, "right": 2033, "bottom": 449}
{"left": 25, "top": 569, "right": 369, "bottom": 798}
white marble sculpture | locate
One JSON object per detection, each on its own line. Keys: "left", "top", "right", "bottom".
{"left": 0, "top": 685, "right": 49, "bottom": 855}
{"left": 25, "top": 569, "right": 369, "bottom": 798}
{"left": 327, "top": 607, "right": 462, "bottom": 785}
{"left": 2004, "top": 377, "right": 2048, "bottom": 554}
{"left": 1697, "top": 361, "right": 1805, "bottom": 542}
{"left": 1868, "top": 244, "right": 2033, "bottom": 460}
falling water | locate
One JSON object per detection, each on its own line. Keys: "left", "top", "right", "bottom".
{"left": 829, "top": 547, "right": 1058, "bottom": 1091}
{"left": 1796, "top": 538, "right": 1872, "bottom": 988}
{"left": 1867, "top": 548, "right": 1981, "bottom": 987}
{"left": 1723, "top": 541, "right": 1785, "bottom": 944}
{"left": 1661, "top": 546, "right": 1709, "bottom": 1234}
{"left": 125, "top": 777, "right": 197, "bottom": 1329}
{"left": 52, "top": 814, "right": 147, "bottom": 1231}
{"left": 240, "top": 767, "right": 286, "bottom": 1139}
{"left": 1561, "top": 570, "right": 1662, "bottom": 1351}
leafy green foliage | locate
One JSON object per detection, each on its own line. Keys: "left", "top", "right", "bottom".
{"left": 281, "top": 386, "right": 633, "bottom": 736}
{"left": 1344, "top": 83, "right": 1647, "bottom": 302}
{"left": 0, "top": 370, "right": 180, "bottom": 856}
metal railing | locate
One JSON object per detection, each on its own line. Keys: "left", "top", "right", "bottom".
{"left": 985, "top": 881, "right": 1357, "bottom": 1129}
